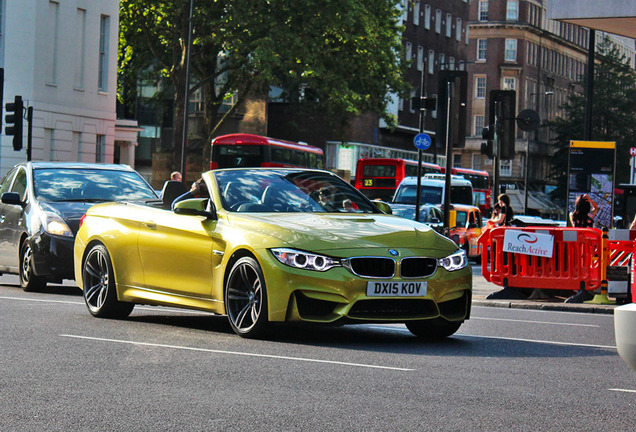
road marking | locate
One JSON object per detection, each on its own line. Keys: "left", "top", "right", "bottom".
{"left": 60, "top": 334, "right": 414, "bottom": 372}
{"left": 369, "top": 325, "right": 616, "bottom": 350}
{"left": 609, "top": 388, "right": 636, "bottom": 394}
{"left": 0, "top": 295, "right": 82, "bottom": 305}
{"left": 470, "top": 317, "right": 599, "bottom": 328}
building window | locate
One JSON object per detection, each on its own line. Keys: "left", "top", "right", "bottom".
{"left": 431, "top": 93, "right": 438, "bottom": 118}
{"left": 478, "top": 1, "right": 489, "bottom": 21}
{"left": 96, "top": 135, "right": 106, "bottom": 163}
{"left": 417, "top": 46, "right": 424, "bottom": 71}
{"left": 445, "top": 13, "right": 452, "bottom": 38}
{"left": 424, "top": 4, "right": 431, "bottom": 29}
{"left": 506, "top": 1, "right": 519, "bottom": 21}
{"left": 503, "top": 77, "right": 516, "bottom": 90}
{"left": 500, "top": 159, "right": 512, "bottom": 177}
{"left": 505, "top": 39, "right": 517, "bottom": 62}
{"left": 435, "top": 9, "right": 442, "bottom": 34}
{"left": 456, "top": 18, "right": 462, "bottom": 41}
{"left": 474, "top": 115, "right": 484, "bottom": 136}
{"left": 475, "top": 76, "right": 486, "bottom": 99}
{"left": 406, "top": 41, "right": 412, "bottom": 64}
{"left": 453, "top": 154, "right": 462, "bottom": 168}
{"left": 98, "top": 15, "right": 110, "bottom": 91}
{"left": 477, "top": 39, "right": 487, "bottom": 61}
{"left": 428, "top": 50, "right": 435, "bottom": 74}
{"left": 472, "top": 153, "right": 482, "bottom": 171}
{"left": 402, "top": 0, "right": 408, "bottom": 22}
{"left": 46, "top": 1, "right": 60, "bottom": 85}
{"left": 409, "top": 89, "right": 417, "bottom": 113}
{"left": 413, "top": 1, "right": 420, "bottom": 26}
{"left": 439, "top": 53, "right": 445, "bottom": 70}
{"left": 449, "top": 56, "right": 455, "bottom": 70}
{"left": 74, "top": 8, "right": 86, "bottom": 90}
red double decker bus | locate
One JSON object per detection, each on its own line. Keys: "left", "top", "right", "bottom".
{"left": 442, "top": 167, "right": 491, "bottom": 214}
{"left": 354, "top": 158, "right": 442, "bottom": 201}
{"left": 210, "top": 134, "right": 324, "bottom": 170}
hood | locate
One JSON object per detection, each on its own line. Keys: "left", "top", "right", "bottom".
{"left": 228, "top": 212, "right": 457, "bottom": 253}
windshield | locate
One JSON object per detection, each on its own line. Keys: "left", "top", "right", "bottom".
{"left": 393, "top": 185, "right": 442, "bottom": 205}
{"left": 214, "top": 169, "right": 379, "bottom": 213}
{"left": 33, "top": 168, "right": 158, "bottom": 202}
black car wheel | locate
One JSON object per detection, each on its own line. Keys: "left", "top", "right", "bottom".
{"left": 225, "top": 256, "right": 269, "bottom": 338}
{"left": 406, "top": 318, "right": 462, "bottom": 340}
{"left": 20, "top": 242, "right": 46, "bottom": 292}
{"left": 82, "top": 244, "right": 134, "bottom": 318}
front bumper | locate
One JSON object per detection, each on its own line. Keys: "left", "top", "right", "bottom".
{"left": 30, "top": 234, "right": 75, "bottom": 281}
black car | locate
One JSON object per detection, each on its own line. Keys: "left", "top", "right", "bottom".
{"left": 0, "top": 162, "right": 158, "bottom": 291}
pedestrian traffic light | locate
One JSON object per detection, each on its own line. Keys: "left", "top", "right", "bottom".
{"left": 480, "top": 126, "right": 493, "bottom": 158}
{"left": 5, "top": 95, "right": 23, "bottom": 151}
{"left": 489, "top": 90, "right": 516, "bottom": 160}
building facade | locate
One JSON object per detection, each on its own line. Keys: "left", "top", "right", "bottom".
{"left": 0, "top": 0, "right": 127, "bottom": 176}
{"left": 462, "top": 0, "right": 596, "bottom": 216}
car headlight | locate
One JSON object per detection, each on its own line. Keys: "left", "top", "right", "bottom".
{"left": 438, "top": 249, "right": 468, "bottom": 272}
{"left": 41, "top": 211, "right": 73, "bottom": 237}
{"left": 271, "top": 248, "right": 340, "bottom": 272}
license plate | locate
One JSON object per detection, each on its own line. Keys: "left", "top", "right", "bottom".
{"left": 366, "top": 281, "right": 427, "bottom": 297}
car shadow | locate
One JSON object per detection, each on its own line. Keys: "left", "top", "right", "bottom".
{"left": 123, "top": 312, "right": 612, "bottom": 360}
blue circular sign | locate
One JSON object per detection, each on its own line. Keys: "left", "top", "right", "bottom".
{"left": 414, "top": 133, "right": 431, "bottom": 150}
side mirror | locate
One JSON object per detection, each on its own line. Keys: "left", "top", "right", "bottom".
{"left": 1, "top": 192, "right": 25, "bottom": 208}
{"left": 174, "top": 198, "right": 217, "bottom": 220}
{"left": 430, "top": 217, "right": 441, "bottom": 224}
{"left": 373, "top": 200, "right": 392, "bottom": 214}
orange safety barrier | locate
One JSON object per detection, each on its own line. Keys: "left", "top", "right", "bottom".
{"left": 479, "top": 227, "right": 603, "bottom": 291}
{"left": 606, "top": 229, "right": 636, "bottom": 301}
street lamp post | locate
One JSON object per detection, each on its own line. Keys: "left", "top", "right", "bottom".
{"left": 179, "top": 0, "right": 194, "bottom": 183}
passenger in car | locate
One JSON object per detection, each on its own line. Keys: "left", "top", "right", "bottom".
{"left": 171, "top": 178, "right": 209, "bottom": 210}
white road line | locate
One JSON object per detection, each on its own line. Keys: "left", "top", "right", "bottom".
{"left": 60, "top": 334, "right": 414, "bottom": 372}
{"left": 369, "top": 325, "right": 617, "bottom": 350}
{"left": 470, "top": 317, "right": 599, "bottom": 328}
{"left": 0, "top": 295, "right": 82, "bottom": 305}
{"left": 609, "top": 388, "right": 636, "bottom": 394}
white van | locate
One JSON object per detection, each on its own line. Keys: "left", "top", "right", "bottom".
{"left": 391, "top": 174, "right": 474, "bottom": 206}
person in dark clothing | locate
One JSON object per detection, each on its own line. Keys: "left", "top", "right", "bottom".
{"left": 569, "top": 194, "right": 598, "bottom": 227}
{"left": 171, "top": 178, "right": 209, "bottom": 210}
{"left": 489, "top": 194, "right": 513, "bottom": 226}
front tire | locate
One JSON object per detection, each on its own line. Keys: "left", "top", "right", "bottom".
{"left": 20, "top": 242, "right": 46, "bottom": 292}
{"left": 406, "top": 318, "right": 462, "bottom": 340}
{"left": 225, "top": 256, "right": 269, "bottom": 338}
{"left": 82, "top": 244, "right": 134, "bottom": 319}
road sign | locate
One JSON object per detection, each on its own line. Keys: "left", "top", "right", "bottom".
{"left": 414, "top": 133, "right": 431, "bottom": 150}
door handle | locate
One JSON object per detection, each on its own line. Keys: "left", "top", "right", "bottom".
{"left": 143, "top": 220, "right": 157, "bottom": 229}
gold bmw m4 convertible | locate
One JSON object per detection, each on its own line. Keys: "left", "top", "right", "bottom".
{"left": 74, "top": 168, "right": 471, "bottom": 338}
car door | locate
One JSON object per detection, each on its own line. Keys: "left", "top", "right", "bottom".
{"left": 136, "top": 205, "right": 223, "bottom": 298}
{"left": 0, "top": 168, "right": 18, "bottom": 268}
{"left": 0, "top": 167, "right": 27, "bottom": 269}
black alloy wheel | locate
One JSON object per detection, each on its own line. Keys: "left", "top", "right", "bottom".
{"left": 82, "top": 244, "right": 134, "bottom": 318}
{"left": 20, "top": 242, "right": 46, "bottom": 292}
{"left": 225, "top": 256, "right": 269, "bottom": 338}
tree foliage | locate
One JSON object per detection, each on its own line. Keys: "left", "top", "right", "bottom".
{"left": 548, "top": 36, "right": 636, "bottom": 199}
{"left": 118, "top": 0, "right": 408, "bottom": 153}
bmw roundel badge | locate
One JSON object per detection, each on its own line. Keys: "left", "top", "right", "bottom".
{"left": 389, "top": 249, "right": 399, "bottom": 256}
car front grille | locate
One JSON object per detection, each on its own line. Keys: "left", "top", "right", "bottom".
{"left": 342, "top": 256, "right": 437, "bottom": 278}
{"left": 345, "top": 257, "right": 396, "bottom": 278}
{"left": 348, "top": 299, "right": 438, "bottom": 319}
{"left": 400, "top": 257, "right": 437, "bottom": 278}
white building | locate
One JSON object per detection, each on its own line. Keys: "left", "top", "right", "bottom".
{"left": 0, "top": 0, "right": 137, "bottom": 175}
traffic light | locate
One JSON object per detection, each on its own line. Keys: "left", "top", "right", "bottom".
{"left": 5, "top": 95, "right": 23, "bottom": 151}
{"left": 480, "top": 126, "right": 493, "bottom": 158}
{"left": 437, "top": 70, "right": 467, "bottom": 148}
{"left": 489, "top": 90, "right": 516, "bottom": 160}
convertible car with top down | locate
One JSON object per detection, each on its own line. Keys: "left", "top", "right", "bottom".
{"left": 74, "top": 168, "right": 472, "bottom": 338}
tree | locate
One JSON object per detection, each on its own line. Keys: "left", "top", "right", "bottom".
{"left": 548, "top": 36, "right": 636, "bottom": 200}
{"left": 118, "top": 0, "right": 409, "bottom": 170}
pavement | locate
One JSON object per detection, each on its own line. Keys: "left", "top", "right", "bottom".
{"left": 472, "top": 273, "right": 619, "bottom": 315}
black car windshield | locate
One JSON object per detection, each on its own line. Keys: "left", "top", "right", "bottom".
{"left": 33, "top": 168, "right": 158, "bottom": 202}
{"left": 214, "top": 169, "right": 379, "bottom": 213}
{"left": 393, "top": 185, "right": 443, "bottom": 205}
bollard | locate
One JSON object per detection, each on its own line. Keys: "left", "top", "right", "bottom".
{"left": 585, "top": 228, "right": 616, "bottom": 305}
